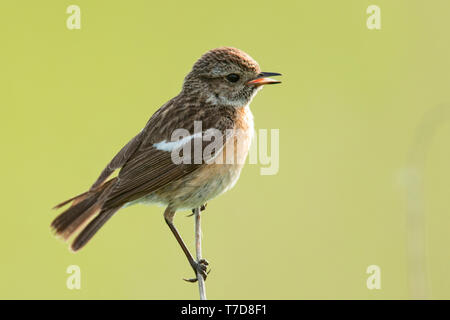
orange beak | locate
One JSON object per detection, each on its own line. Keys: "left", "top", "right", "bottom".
{"left": 247, "top": 72, "right": 282, "bottom": 86}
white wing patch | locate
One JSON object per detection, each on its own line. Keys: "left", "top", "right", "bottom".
{"left": 153, "top": 132, "right": 203, "bottom": 152}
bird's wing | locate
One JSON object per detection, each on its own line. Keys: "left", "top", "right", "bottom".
{"left": 101, "top": 102, "right": 236, "bottom": 209}
{"left": 102, "top": 129, "right": 233, "bottom": 209}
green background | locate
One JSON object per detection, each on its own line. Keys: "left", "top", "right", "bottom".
{"left": 1, "top": 0, "right": 450, "bottom": 299}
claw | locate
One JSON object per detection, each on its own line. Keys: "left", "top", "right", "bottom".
{"left": 199, "top": 258, "right": 209, "bottom": 266}
{"left": 183, "top": 259, "right": 211, "bottom": 283}
{"left": 183, "top": 269, "right": 211, "bottom": 283}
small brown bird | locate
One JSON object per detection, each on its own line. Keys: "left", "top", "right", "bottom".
{"left": 52, "top": 47, "right": 281, "bottom": 281}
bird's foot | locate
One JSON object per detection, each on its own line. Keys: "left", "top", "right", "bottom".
{"left": 186, "top": 204, "right": 208, "bottom": 217}
{"left": 183, "top": 258, "right": 210, "bottom": 283}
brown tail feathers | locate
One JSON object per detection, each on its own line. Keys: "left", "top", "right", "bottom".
{"left": 51, "top": 178, "right": 118, "bottom": 251}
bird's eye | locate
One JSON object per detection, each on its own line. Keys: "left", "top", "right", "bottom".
{"left": 226, "top": 73, "right": 240, "bottom": 83}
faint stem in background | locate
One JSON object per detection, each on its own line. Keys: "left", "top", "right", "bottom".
{"left": 401, "top": 104, "right": 450, "bottom": 299}
{"left": 193, "top": 207, "right": 207, "bottom": 300}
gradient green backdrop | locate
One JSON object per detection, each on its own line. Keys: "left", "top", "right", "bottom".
{"left": 1, "top": 0, "right": 450, "bottom": 299}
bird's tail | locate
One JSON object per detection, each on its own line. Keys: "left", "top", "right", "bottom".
{"left": 51, "top": 178, "right": 118, "bottom": 251}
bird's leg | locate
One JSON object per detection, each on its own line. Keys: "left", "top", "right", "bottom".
{"left": 164, "top": 207, "right": 209, "bottom": 282}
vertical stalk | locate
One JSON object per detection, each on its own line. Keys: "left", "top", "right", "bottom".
{"left": 193, "top": 207, "right": 207, "bottom": 300}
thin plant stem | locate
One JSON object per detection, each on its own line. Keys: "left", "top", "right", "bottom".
{"left": 193, "top": 207, "right": 207, "bottom": 300}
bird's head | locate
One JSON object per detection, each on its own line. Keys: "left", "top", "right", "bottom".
{"left": 183, "top": 47, "right": 281, "bottom": 107}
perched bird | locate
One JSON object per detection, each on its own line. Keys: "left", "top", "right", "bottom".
{"left": 51, "top": 47, "right": 281, "bottom": 281}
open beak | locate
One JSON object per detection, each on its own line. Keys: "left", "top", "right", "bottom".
{"left": 247, "top": 72, "right": 282, "bottom": 86}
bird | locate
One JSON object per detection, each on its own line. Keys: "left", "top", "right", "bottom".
{"left": 51, "top": 47, "right": 281, "bottom": 281}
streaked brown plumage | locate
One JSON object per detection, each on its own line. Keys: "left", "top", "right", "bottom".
{"left": 52, "top": 47, "right": 281, "bottom": 280}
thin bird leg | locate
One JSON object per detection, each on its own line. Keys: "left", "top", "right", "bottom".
{"left": 164, "top": 207, "right": 209, "bottom": 282}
